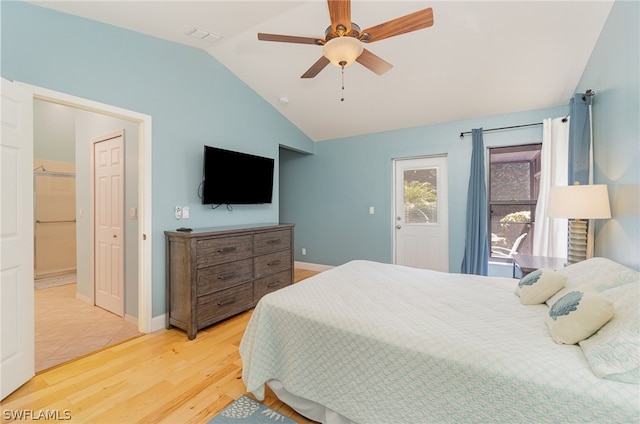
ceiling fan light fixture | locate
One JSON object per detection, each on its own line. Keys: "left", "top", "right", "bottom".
{"left": 322, "top": 36, "right": 363, "bottom": 68}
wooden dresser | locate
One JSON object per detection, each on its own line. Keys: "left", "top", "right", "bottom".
{"left": 165, "top": 223, "right": 294, "bottom": 339}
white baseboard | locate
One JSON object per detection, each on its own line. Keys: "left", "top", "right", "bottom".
{"left": 150, "top": 313, "right": 167, "bottom": 333}
{"left": 75, "top": 291, "right": 92, "bottom": 305}
{"left": 124, "top": 313, "right": 138, "bottom": 326}
{"left": 76, "top": 290, "right": 158, "bottom": 333}
{"left": 295, "top": 261, "right": 334, "bottom": 272}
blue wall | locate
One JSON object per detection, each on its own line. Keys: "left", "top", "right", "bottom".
{"left": 1, "top": 1, "right": 313, "bottom": 316}
{"left": 575, "top": 0, "right": 640, "bottom": 270}
{"left": 282, "top": 0, "right": 639, "bottom": 271}
{"left": 280, "top": 106, "right": 567, "bottom": 271}
{"left": 2, "top": 0, "right": 637, "bottom": 324}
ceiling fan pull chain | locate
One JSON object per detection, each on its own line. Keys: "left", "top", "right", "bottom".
{"left": 341, "top": 64, "right": 345, "bottom": 102}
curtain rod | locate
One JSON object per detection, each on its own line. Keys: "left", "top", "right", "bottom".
{"left": 459, "top": 89, "right": 596, "bottom": 139}
{"left": 459, "top": 122, "right": 542, "bottom": 139}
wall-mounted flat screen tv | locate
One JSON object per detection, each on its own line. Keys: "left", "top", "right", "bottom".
{"left": 201, "top": 145, "right": 274, "bottom": 205}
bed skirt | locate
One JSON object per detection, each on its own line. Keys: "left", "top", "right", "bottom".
{"left": 268, "top": 380, "right": 355, "bottom": 424}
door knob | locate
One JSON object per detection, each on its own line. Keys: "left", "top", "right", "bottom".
{"left": 113, "top": 234, "right": 117, "bottom": 238}
{"left": 396, "top": 225, "right": 402, "bottom": 230}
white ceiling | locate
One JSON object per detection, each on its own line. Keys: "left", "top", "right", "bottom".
{"left": 28, "top": 1, "right": 614, "bottom": 142}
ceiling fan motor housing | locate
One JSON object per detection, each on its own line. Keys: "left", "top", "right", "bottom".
{"left": 256, "top": 2, "right": 434, "bottom": 78}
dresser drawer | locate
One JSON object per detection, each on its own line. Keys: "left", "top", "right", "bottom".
{"left": 196, "top": 235, "right": 253, "bottom": 268}
{"left": 196, "top": 258, "right": 253, "bottom": 296}
{"left": 254, "top": 250, "right": 291, "bottom": 279}
{"left": 166, "top": 223, "right": 294, "bottom": 339}
{"left": 197, "top": 282, "right": 253, "bottom": 328}
{"left": 254, "top": 270, "right": 292, "bottom": 302}
{"left": 254, "top": 229, "right": 291, "bottom": 256}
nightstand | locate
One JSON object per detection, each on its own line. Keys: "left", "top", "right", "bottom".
{"left": 512, "top": 254, "right": 566, "bottom": 278}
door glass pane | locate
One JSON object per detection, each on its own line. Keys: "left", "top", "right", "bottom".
{"left": 404, "top": 168, "right": 437, "bottom": 224}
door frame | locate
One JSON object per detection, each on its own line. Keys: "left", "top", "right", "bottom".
{"left": 17, "top": 82, "right": 154, "bottom": 333}
{"left": 392, "top": 154, "right": 449, "bottom": 271}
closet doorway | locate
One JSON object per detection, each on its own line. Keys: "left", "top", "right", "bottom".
{"left": 32, "top": 99, "right": 141, "bottom": 371}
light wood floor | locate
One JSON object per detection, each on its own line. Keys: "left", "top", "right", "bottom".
{"left": 3, "top": 269, "right": 320, "bottom": 424}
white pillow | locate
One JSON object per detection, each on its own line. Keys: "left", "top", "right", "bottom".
{"left": 547, "top": 257, "right": 640, "bottom": 306}
{"left": 546, "top": 290, "right": 614, "bottom": 345}
{"left": 516, "top": 268, "right": 566, "bottom": 305}
{"left": 579, "top": 281, "right": 640, "bottom": 383}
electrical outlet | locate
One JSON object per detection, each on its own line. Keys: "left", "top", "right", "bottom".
{"left": 182, "top": 206, "right": 190, "bottom": 219}
{"left": 174, "top": 206, "right": 182, "bottom": 219}
{"left": 301, "top": 247, "right": 307, "bottom": 256}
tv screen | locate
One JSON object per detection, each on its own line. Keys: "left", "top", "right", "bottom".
{"left": 201, "top": 146, "right": 274, "bottom": 205}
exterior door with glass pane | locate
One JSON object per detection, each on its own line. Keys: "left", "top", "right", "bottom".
{"left": 393, "top": 156, "right": 448, "bottom": 271}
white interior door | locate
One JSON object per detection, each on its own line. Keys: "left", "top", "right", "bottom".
{"left": 1, "top": 78, "right": 35, "bottom": 399}
{"left": 93, "top": 132, "right": 124, "bottom": 317}
{"left": 394, "top": 156, "right": 449, "bottom": 272}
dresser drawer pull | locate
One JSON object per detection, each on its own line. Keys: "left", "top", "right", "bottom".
{"left": 217, "top": 246, "right": 237, "bottom": 253}
{"left": 266, "top": 239, "right": 282, "bottom": 245}
{"left": 217, "top": 297, "right": 236, "bottom": 306}
{"left": 266, "top": 281, "right": 282, "bottom": 288}
{"left": 267, "top": 259, "right": 282, "bottom": 267}
{"left": 216, "top": 271, "right": 237, "bottom": 280}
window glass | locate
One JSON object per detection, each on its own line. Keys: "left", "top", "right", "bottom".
{"left": 489, "top": 145, "right": 541, "bottom": 259}
{"left": 404, "top": 168, "right": 437, "bottom": 224}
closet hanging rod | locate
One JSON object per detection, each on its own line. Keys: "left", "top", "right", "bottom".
{"left": 36, "top": 219, "right": 76, "bottom": 224}
{"left": 34, "top": 170, "right": 76, "bottom": 178}
{"left": 459, "top": 122, "right": 542, "bottom": 139}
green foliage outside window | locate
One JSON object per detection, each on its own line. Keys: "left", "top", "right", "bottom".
{"left": 404, "top": 180, "right": 437, "bottom": 222}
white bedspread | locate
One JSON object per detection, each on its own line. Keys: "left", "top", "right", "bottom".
{"left": 240, "top": 260, "right": 640, "bottom": 423}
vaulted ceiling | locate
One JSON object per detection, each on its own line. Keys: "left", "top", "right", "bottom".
{"left": 28, "top": 1, "right": 614, "bottom": 141}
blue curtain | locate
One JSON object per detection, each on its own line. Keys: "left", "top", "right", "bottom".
{"left": 461, "top": 128, "right": 489, "bottom": 275}
{"left": 568, "top": 93, "right": 593, "bottom": 185}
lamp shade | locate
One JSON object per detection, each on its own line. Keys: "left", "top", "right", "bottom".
{"left": 322, "top": 36, "right": 363, "bottom": 67}
{"left": 547, "top": 184, "right": 611, "bottom": 219}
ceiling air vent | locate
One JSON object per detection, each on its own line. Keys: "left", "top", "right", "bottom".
{"left": 186, "top": 27, "right": 222, "bottom": 43}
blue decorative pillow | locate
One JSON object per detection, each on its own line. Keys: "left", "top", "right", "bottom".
{"left": 516, "top": 268, "right": 566, "bottom": 305}
{"left": 546, "top": 290, "right": 614, "bottom": 345}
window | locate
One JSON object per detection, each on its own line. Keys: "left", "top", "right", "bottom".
{"left": 489, "top": 144, "right": 541, "bottom": 260}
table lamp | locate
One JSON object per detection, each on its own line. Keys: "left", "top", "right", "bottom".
{"left": 547, "top": 183, "right": 611, "bottom": 264}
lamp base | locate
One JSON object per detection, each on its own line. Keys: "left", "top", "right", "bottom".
{"left": 567, "top": 219, "right": 588, "bottom": 264}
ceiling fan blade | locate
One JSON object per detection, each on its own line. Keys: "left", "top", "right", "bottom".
{"left": 258, "top": 33, "right": 322, "bottom": 45}
{"left": 356, "top": 49, "right": 393, "bottom": 75}
{"left": 301, "top": 56, "right": 331, "bottom": 78}
{"left": 361, "top": 8, "right": 433, "bottom": 43}
{"left": 327, "top": 0, "right": 351, "bottom": 32}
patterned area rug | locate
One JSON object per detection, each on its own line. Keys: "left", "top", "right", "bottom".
{"left": 208, "top": 395, "right": 299, "bottom": 424}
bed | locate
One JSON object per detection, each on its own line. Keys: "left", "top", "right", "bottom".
{"left": 240, "top": 258, "right": 640, "bottom": 423}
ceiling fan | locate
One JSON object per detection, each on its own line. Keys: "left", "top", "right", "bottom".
{"left": 257, "top": 0, "right": 434, "bottom": 78}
